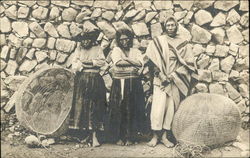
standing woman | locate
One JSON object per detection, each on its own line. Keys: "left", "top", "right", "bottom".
{"left": 70, "top": 29, "right": 106, "bottom": 147}
{"left": 107, "top": 29, "right": 146, "bottom": 146}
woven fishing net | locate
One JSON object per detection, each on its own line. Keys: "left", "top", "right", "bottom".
{"left": 15, "top": 67, "right": 74, "bottom": 137}
{"left": 172, "top": 93, "right": 241, "bottom": 157}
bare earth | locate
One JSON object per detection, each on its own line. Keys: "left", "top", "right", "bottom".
{"left": 1, "top": 128, "right": 249, "bottom": 158}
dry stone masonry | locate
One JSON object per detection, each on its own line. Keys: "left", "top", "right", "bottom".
{"left": 0, "top": 0, "right": 249, "bottom": 128}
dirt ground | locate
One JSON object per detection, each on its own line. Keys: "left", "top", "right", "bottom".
{"left": 1, "top": 128, "right": 249, "bottom": 158}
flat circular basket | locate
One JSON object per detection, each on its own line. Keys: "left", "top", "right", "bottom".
{"left": 15, "top": 67, "right": 74, "bottom": 137}
{"left": 172, "top": 93, "right": 241, "bottom": 147}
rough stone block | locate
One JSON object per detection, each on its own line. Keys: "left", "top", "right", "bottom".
{"left": 154, "top": 1, "right": 173, "bottom": 10}
{"left": 195, "top": 83, "right": 208, "bottom": 93}
{"left": 49, "top": 7, "right": 60, "bottom": 20}
{"left": 134, "top": 1, "right": 152, "bottom": 10}
{"left": 32, "top": 38, "right": 46, "bottom": 48}
{"left": 197, "top": 54, "right": 210, "bottom": 69}
{"left": 194, "top": 9, "right": 213, "bottom": 26}
{"left": 239, "top": 44, "right": 249, "bottom": 58}
{"left": 1, "top": 46, "right": 10, "bottom": 61}
{"left": 226, "top": 25, "right": 244, "bottom": 44}
{"left": 174, "top": 10, "right": 187, "bottom": 21}
{"left": 102, "top": 11, "right": 115, "bottom": 21}
{"left": 209, "top": 82, "right": 226, "bottom": 96}
{"left": 212, "top": 70, "right": 229, "bottom": 81}
{"left": 239, "top": 84, "right": 249, "bottom": 98}
{"left": 112, "top": 21, "right": 131, "bottom": 31}
{"left": 26, "top": 48, "right": 35, "bottom": 60}
{"left": 57, "top": 24, "right": 71, "bottom": 39}
{"left": 29, "top": 22, "right": 46, "bottom": 38}
{"left": 225, "top": 82, "right": 242, "bottom": 102}
{"left": 214, "top": 45, "right": 229, "bottom": 57}
{"left": 145, "top": 12, "right": 158, "bottom": 23}
{"left": 17, "top": 6, "right": 29, "bottom": 19}
{"left": 0, "top": 34, "right": 6, "bottom": 46}
{"left": 208, "top": 58, "right": 220, "bottom": 71}
{"left": 210, "top": 12, "right": 226, "bottom": 27}
{"left": 35, "top": 51, "right": 47, "bottom": 63}
{"left": 192, "top": 44, "right": 205, "bottom": 56}
{"left": 51, "top": 1, "right": 70, "bottom": 7}
{"left": 19, "top": 60, "right": 37, "bottom": 72}
{"left": 12, "top": 21, "right": 29, "bottom": 37}
{"left": 0, "top": 59, "right": 7, "bottom": 71}
{"left": 211, "top": 28, "right": 225, "bottom": 44}
{"left": 8, "top": 34, "right": 22, "bottom": 47}
{"left": 198, "top": 69, "right": 212, "bottom": 82}
{"left": 191, "top": 24, "right": 211, "bottom": 44}
{"left": 48, "top": 50, "right": 57, "bottom": 61}
{"left": 55, "top": 39, "right": 76, "bottom": 53}
{"left": 4, "top": 5, "right": 17, "bottom": 20}
{"left": 132, "top": 22, "right": 149, "bottom": 37}
{"left": 214, "top": 0, "right": 239, "bottom": 11}
{"left": 242, "top": 29, "right": 249, "bottom": 42}
{"left": 124, "top": 9, "right": 140, "bottom": 21}
{"left": 0, "top": 17, "right": 11, "bottom": 33}
{"left": 56, "top": 52, "right": 68, "bottom": 64}
{"left": 5, "top": 60, "right": 18, "bottom": 75}
{"left": 97, "top": 21, "right": 116, "bottom": 39}
{"left": 62, "top": 8, "right": 78, "bottom": 22}
{"left": 221, "top": 55, "right": 235, "bottom": 73}
{"left": 44, "top": 22, "right": 59, "bottom": 38}
{"left": 151, "top": 23, "right": 163, "bottom": 38}
{"left": 32, "top": 6, "right": 48, "bottom": 20}
{"left": 205, "top": 45, "right": 215, "bottom": 56}
{"left": 227, "top": 9, "right": 240, "bottom": 25}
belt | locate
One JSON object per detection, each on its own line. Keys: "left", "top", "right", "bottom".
{"left": 81, "top": 69, "right": 100, "bottom": 73}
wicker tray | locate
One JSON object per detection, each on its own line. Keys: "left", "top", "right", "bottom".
{"left": 15, "top": 67, "right": 74, "bottom": 137}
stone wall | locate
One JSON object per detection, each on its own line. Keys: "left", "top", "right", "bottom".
{"left": 0, "top": 0, "right": 249, "bottom": 127}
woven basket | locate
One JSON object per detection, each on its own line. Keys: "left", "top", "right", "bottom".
{"left": 172, "top": 93, "right": 241, "bottom": 147}
{"left": 15, "top": 67, "right": 74, "bottom": 137}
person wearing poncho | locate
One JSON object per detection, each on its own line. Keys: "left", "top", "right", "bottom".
{"left": 106, "top": 29, "right": 146, "bottom": 146}
{"left": 146, "top": 16, "right": 197, "bottom": 147}
{"left": 69, "top": 29, "right": 106, "bottom": 147}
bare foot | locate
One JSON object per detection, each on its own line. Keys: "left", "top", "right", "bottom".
{"left": 116, "top": 139, "right": 124, "bottom": 146}
{"left": 147, "top": 136, "right": 158, "bottom": 147}
{"left": 92, "top": 131, "right": 101, "bottom": 147}
{"left": 161, "top": 138, "right": 174, "bottom": 148}
{"left": 125, "top": 140, "right": 133, "bottom": 146}
{"left": 92, "top": 137, "right": 100, "bottom": 147}
{"left": 81, "top": 135, "right": 90, "bottom": 144}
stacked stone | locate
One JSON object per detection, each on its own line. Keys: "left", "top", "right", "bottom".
{"left": 0, "top": 0, "right": 249, "bottom": 127}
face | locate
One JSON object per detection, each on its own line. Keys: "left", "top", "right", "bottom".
{"left": 81, "top": 39, "right": 92, "bottom": 49}
{"left": 119, "top": 34, "right": 131, "bottom": 50}
{"left": 165, "top": 20, "right": 177, "bottom": 37}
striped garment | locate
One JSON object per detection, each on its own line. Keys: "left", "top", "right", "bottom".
{"left": 146, "top": 34, "right": 197, "bottom": 111}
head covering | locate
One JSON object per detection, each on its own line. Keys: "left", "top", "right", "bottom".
{"left": 74, "top": 29, "right": 100, "bottom": 42}
{"left": 163, "top": 15, "right": 179, "bottom": 35}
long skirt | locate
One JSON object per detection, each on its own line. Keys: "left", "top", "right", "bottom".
{"left": 69, "top": 72, "right": 106, "bottom": 131}
{"left": 107, "top": 78, "right": 146, "bottom": 142}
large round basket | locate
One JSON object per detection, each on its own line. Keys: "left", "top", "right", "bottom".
{"left": 172, "top": 93, "right": 241, "bottom": 147}
{"left": 15, "top": 67, "right": 74, "bottom": 137}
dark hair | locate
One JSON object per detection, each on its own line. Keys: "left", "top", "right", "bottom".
{"left": 74, "top": 29, "right": 100, "bottom": 43}
{"left": 116, "top": 29, "right": 134, "bottom": 48}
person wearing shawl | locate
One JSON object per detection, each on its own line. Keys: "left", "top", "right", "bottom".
{"left": 69, "top": 29, "right": 106, "bottom": 147}
{"left": 107, "top": 29, "right": 146, "bottom": 146}
{"left": 145, "top": 16, "right": 198, "bottom": 147}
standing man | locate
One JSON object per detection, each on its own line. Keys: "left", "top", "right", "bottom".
{"left": 146, "top": 16, "right": 197, "bottom": 147}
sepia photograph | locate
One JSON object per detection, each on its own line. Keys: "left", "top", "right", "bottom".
{"left": 0, "top": 0, "right": 249, "bottom": 157}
